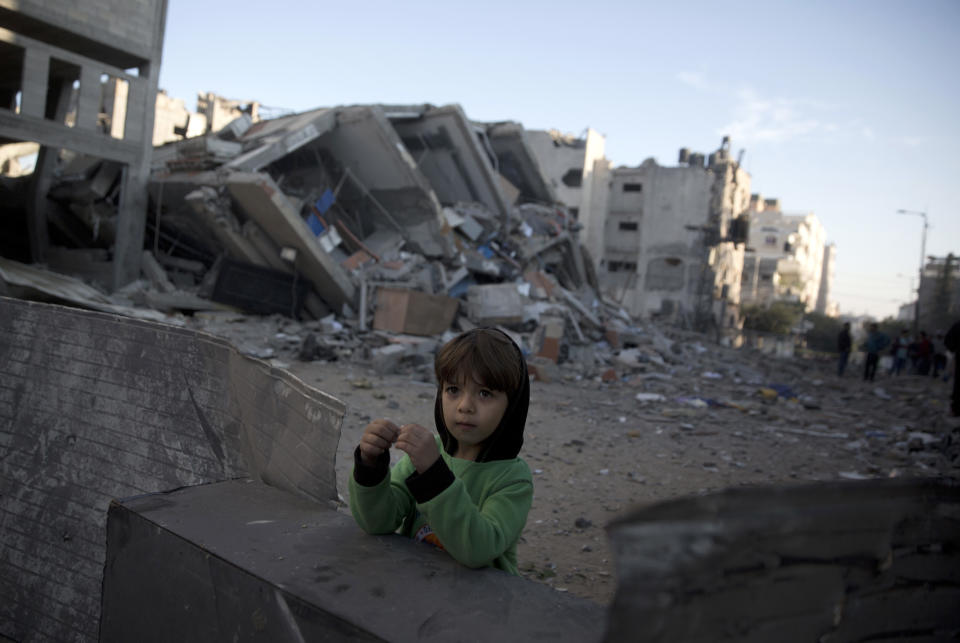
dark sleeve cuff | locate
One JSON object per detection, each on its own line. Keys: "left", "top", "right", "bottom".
{"left": 353, "top": 446, "right": 390, "bottom": 487}
{"left": 404, "top": 456, "right": 455, "bottom": 503}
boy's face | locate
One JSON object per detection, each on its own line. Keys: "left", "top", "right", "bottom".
{"left": 441, "top": 375, "right": 508, "bottom": 461}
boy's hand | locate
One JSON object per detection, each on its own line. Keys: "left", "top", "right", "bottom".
{"left": 395, "top": 424, "right": 440, "bottom": 474}
{"left": 358, "top": 419, "right": 400, "bottom": 467}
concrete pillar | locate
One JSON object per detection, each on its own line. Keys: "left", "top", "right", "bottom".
{"left": 112, "top": 64, "right": 161, "bottom": 289}
{"left": 76, "top": 64, "right": 101, "bottom": 131}
{"left": 121, "top": 76, "right": 145, "bottom": 145}
{"left": 109, "top": 78, "right": 129, "bottom": 140}
{"left": 20, "top": 48, "right": 49, "bottom": 118}
{"left": 26, "top": 78, "right": 73, "bottom": 263}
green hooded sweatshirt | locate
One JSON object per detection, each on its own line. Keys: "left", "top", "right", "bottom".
{"left": 350, "top": 334, "right": 533, "bottom": 574}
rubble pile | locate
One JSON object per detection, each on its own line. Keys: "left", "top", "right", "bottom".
{"left": 1, "top": 102, "right": 645, "bottom": 380}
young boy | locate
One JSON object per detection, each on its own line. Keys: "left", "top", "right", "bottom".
{"left": 349, "top": 328, "right": 533, "bottom": 574}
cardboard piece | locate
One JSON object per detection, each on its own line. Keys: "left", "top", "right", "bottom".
{"left": 373, "top": 287, "right": 459, "bottom": 336}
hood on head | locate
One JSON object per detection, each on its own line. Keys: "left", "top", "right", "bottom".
{"left": 434, "top": 332, "right": 529, "bottom": 462}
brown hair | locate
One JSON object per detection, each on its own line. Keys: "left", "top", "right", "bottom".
{"left": 434, "top": 328, "right": 526, "bottom": 398}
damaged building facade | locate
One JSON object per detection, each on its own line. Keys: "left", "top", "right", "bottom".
{"left": 153, "top": 90, "right": 260, "bottom": 146}
{"left": 0, "top": 0, "right": 167, "bottom": 289}
{"left": 741, "top": 195, "right": 830, "bottom": 313}
{"left": 598, "top": 139, "right": 751, "bottom": 330}
{"left": 525, "top": 128, "right": 610, "bottom": 268}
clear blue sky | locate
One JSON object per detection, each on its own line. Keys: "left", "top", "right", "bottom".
{"left": 158, "top": 0, "right": 960, "bottom": 321}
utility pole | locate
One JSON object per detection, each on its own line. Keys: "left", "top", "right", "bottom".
{"left": 897, "top": 209, "right": 928, "bottom": 333}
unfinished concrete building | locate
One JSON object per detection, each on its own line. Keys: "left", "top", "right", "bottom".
{"left": 741, "top": 195, "right": 828, "bottom": 313}
{"left": 0, "top": 0, "right": 167, "bottom": 289}
{"left": 599, "top": 139, "right": 751, "bottom": 330}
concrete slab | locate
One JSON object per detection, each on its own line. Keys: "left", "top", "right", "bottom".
{"left": 487, "top": 121, "right": 557, "bottom": 205}
{"left": 227, "top": 107, "right": 337, "bottom": 172}
{"left": 0, "top": 297, "right": 345, "bottom": 641}
{"left": 388, "top": 105, "right": 512, "bottom": 226}
{"left": 0, "top": 256, "right": 167, "bottom": 321}
{"left": 101, "top": 479, "right": 604, "bottom": 643}
{"left": 225, "top": 172, "right": 356, "bottom": 313}
{"left": 605, "top": 478, "right": 960, "bottom": 643}
{"left": 321, "top": 105, "right": 451, "bottom": 258}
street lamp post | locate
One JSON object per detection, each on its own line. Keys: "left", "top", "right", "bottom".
{"left": 897, "top": 209, "right": 928, "bottom": 332}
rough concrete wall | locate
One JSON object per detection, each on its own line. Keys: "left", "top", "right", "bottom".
{"left": 486, "top": 121, "right": 556, "bottom": 205}
{"left": 389, "top": 105, "right": 510, "bottom": 220}
{"left": 636, "top": 166, "right": 712, "bottom": 318}
{"left": 0, "top": 0, "right": 162, "bottom": 63}
{"left": 324, "top": 106, "right": 447, "bottom": 237}
{"left": 152, "top": 91, "right": 208, "bottom": 145}
{"left": 0, "top": 297, "right": 345, "bottom": 642}
{"left": 526, "top": 130, "right": 588, "bottom": 210}
{"left": 577, "top": 129, "right": 607, "bottom": 270}
{"left": 605, "top": 478, "right": 960, "bottom": 642}
{"left": 583, "top": 156, "right": 612, "bottom": 277}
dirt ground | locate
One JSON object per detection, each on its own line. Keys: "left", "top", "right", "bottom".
{"left": 189, "top": 314, "right": 960, "bottom": 607}
{"left": 281, "top": 344, "right": 959, "bottom": 607}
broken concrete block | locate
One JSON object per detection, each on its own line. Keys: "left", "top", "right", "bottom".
{"left": 370, "top": 343, "right": 411, "bottom": 374}
{"left": 141, "top": 250, "right": 176, "bottom": 293}
{"left": 342, "top": 250, "right": 375, "bottom": 272}
{"left": 185, "top": 187, "right": 272, "bottom": 267}
{"left": 466, "top": 283, "right": 526, "bottom": 326}
{"left": 527, "top": 356, "right": 560, "bottom": 383}
{"left": 373, "top": 287, "right": 459, "bottom": 336}
{"left": 533, "top": 316, "right": 566, "bottom": 363}
{"left": 605, "top": 478, "right": 960, "bottom": 642}
{"left": 524, "top": 270, "right": 559, "bottom": 299}
{"left": 101, "top": 479, "right": 603, "bottom": 642}
{"left": 227, "top": 107, "right": 337, "bottom": 171}
{"left": 443, "top": 207, "right": 485, "bottom": 242}
{"left": 218, "top": 113, "right": 253, "bottom": 140}
{"left": 464, "top": 251, "right": 503, "bottom": 278}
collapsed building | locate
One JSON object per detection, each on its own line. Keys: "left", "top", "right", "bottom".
{"left": 1, "top": 94, "right": 624, "bottom": 384}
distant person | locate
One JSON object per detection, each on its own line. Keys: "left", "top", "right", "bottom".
{"left": 350, "top": 327, "right": 533, "bottom": 574}
{"left": 837, "top": 322, "right": 852, "bottom": 376}
{"left": 932, "top": 331, "right": 948, "bottom": 378}
{"left": 863, "top": 323, "right": 888, "bottom": 382}
{"left": 915, "top": 331, "right": 933, "bottom": 375}
{"left": 889, "top": 329, "right": 910, "bottom": 376}
{"left": 945, "top": 320, "right": 960, "bottom": 417}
